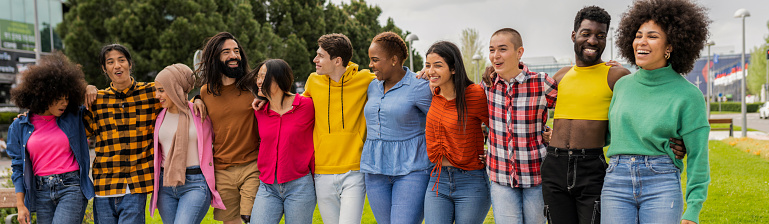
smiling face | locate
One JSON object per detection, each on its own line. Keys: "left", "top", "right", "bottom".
{"left": 489, "top": 33, "right": 523, "bottom": 77}
{"left": 633, "top": 20, "right": 671, "bottom": 70}
{"left": 313, "top": 47, "right": 339, "bottom": 75}
{"left": 44, "top": 96, "right": 68, "bottom": 117}
{"left": 425, "top": 53, "right": 454, "bottom": 90}
{"left": 219, "top": 39, "right": 245, "bottom": 79}
{"left": 153, "top": 82, "right": 176, "bottom": 112}
{"left": 102, "top": 50, "right": 132, "bottom": 90}
{"left": 572, "top": 19, "right": 608, "bottom": 66}
{"left": 368, "top": 42, "right": 398, "bottom": 81}
{"left": 255, "top": 64, "right": 269, "bottom": 98}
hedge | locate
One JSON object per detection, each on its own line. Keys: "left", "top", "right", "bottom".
{"left": 710, "top": 102, "right": 763, "bottom": 112}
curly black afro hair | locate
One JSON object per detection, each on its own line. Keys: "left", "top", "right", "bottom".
{"left": 616, "top": 0, "right": 710, "bottom": 74}
{"left": 11, "top": 52, "right": 87, "bottom": 115}
{"left": 574, "top": 6, "right": 611, "bottom": 32}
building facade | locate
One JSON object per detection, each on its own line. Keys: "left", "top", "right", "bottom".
{"left": 0, "top": 0, "right": 64, "bottom": 104}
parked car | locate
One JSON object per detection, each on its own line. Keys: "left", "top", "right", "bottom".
{"left": 759, "top": 102, "right": 769, "bottom": 119}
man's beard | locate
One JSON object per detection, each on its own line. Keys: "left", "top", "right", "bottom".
{"left": 221, "top": 58, "right": 245, "bottom": 79}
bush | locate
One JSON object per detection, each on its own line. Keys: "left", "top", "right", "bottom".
{"left": 0, "top": 112, "right": 18, "bottom": 124}
{"left": 710, "top": 102, "right": 762, "bottom": 112}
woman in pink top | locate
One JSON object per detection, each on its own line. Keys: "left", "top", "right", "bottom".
{"left": 248, "top": 59, "right": 315, "bottom": 224}
{"left": 148, "top": 64, "right": 225, "bottom": 224}
{"left": 7, "top": 53, "right": 94, "bottom": 224}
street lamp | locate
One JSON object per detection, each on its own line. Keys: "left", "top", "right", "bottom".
{"left": 734, "top": 8, "right": 750, "bottom": 137}
{"left": 472, "top": 54, "right": 482, "bottom": 83}
{"left": 609, "top": 27, "right": 615, "bottom": 60}
{"left": 706, "top": 40, "right": 715, "bottom": 118}
{"left": 406, "top": 33, "right": 419, "bottom": 71}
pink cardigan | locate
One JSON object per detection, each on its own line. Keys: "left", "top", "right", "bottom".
{"left": 150, "top": 102, "right": 225, "bottom": 216}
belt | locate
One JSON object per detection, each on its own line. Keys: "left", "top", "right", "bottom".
{"left": 547, "top": 146, "right": 604, "bottom": 156}
{"left": 160, "top": 167, "right": 203, "bottom": 175}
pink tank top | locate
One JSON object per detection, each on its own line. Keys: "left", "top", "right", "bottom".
{"left": 27, "top": 114, "right": 79, "bottom": 176}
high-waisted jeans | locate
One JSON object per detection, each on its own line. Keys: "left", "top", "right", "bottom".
{"left": 601, "top": 155, "right": 683, "bottom": 224}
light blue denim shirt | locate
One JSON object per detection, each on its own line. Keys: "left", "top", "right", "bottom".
{"left": 361, "top": 67, "right": 434, "bottom": 175}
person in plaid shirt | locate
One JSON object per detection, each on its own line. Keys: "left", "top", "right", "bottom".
{"left": 482, "top": 28, "right": 556, "bottom": 224}
{"left": 83, "top": 44, "right": 162, "bottom": 224}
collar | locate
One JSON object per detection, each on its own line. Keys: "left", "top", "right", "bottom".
{"left": 109, "top": 77, "right": 137, "bottom": 98}
{"left": 380, "top": 66, "right": 416, "bottom": 91}
{"left": 493, "top": 62, "right": 530, "bottom": 85}
{"left": 260, "top": 95, "right": 301, "bottom": 116}
{"left": 635, "top": 64, "right": 679, "bottom": 86}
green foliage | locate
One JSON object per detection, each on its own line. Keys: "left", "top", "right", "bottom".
{"left": 709, "top": 102, "right": 762, "bottom": 112}
{"left": 0, "top": 112, "right": 19, "bottom": 124}
{"left": 57, "top": 0, "right": 421, "bottom": 88}
{"left": 460, "top": 28, "right": 486, "bottom": 83}
{"left": 746, "top": 20, "right": 769, "bottom": 95}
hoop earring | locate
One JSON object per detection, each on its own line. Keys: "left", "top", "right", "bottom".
{"left": 665, "top": 52, "right": 671, "bottom": 59}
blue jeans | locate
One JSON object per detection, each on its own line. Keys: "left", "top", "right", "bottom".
{"left": 314, "top": 170, "right": 366, "bottom": 224}
{"left": 601, "top": 155, "right": 683, "bottom": 224}
{"left": 424, "top": 167, "right": 490, "bottom": 224}
{"left": 365, "top": 169, "right": 430, "bottom": 224}
{"left": 93, "top": 192, "right": 147, "bottom": 224}
{"left": 156, "top": 168, "right": 212, "bottom": 224}
{"left": 34, "top": 171, "right": 88, "bottom": 224}
{"left": 489, "top": 182, "right": 545, "bottom": 224}
{"left": 250, "top": 174, "right": 316, "bottom": 224}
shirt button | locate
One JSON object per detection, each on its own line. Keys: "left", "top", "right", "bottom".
{"left": 209, "top": 162, "right": 212, "bottom": 166}
{"left": 631, "top": 157, "right": 635, "bottom": 162}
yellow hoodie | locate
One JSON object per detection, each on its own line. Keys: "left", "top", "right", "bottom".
{"left": 303, "top": 62, "right": 375, "bottom": 174}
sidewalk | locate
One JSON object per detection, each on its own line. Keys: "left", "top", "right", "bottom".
{"left": 709, "top": 131, "right": 769, "bottom": 140}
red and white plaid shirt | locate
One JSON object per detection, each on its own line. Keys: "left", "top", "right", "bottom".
{"left": 482, "top": 62, "right": 557, "bottom": 188}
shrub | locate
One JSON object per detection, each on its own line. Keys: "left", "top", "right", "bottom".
{"left": 710, "top": 102, "right": 762, "bottom": 112}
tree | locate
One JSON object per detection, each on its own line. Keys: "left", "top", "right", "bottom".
{"left": 747, "top": 20, "right": 769, "bottom": 96}
{"left": 57, "top": 0, "right": 420, "bottom": 88}
{"left": 460, "top": 28, "right": 485, "bottom": 83}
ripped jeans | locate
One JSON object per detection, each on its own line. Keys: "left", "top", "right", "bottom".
{"left": 541, "top": 146, "right": 607, "bottom": 224}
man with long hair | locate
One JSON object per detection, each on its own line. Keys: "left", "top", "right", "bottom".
{"left": 196, "top": 32, "right": 261, "bottom": 224}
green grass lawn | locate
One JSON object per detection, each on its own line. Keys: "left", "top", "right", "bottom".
{"left": 710, "top": 123, "right": 759, "bottom": 132}
{"left": 142, "top": 140, "right": 769, "bottom": 223}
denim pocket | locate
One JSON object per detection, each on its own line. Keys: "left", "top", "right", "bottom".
{"left": 648, "top": 162, "right": 679, "bottom": 174}
{"left": 605, "top": 159, "right": 618, "bottom": 173}
{"left": 185, "top": 174, "right": 206, "bottom": 183}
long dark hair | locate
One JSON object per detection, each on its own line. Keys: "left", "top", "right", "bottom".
{"left": 197, "top": 32, "right": 251, "bottom": 95}
{"left": 249, "top": 59, "right": 294, "bottom": 107}
{"left": 426, "top": 41, "right": 473, "bottom": 130}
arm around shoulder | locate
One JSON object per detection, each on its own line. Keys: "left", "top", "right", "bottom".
{"left": 607, "top": 66, "right": 632, "bottom": 91}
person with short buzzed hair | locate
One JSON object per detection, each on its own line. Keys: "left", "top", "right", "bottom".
{"left": 482, "top": 28, "right": 555, "bottom": 224}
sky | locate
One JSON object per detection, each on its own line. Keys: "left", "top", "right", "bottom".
{"left": 330, "top": 0, "right": 769, "bottom": 64}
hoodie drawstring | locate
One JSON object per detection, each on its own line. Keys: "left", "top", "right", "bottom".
{"left": 327, "top": 76, "right": 346, "bottom": 133}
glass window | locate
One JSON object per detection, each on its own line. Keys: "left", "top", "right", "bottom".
{"left": 38, "top": 0, "right": 51, "bottom": 52}
{"left": 10, "top": 0, "right": 24, "bottom": 22}
{"left": 50, "top": 0, "right": 63, "bottom": 50}
{"left": 0, "top": 0, "right": 11, "bottom": 21}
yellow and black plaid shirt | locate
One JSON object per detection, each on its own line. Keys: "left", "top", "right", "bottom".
{"left": 84, "top": 79, "right": 161, "bottom": 196}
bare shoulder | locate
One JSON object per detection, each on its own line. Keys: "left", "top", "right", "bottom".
{"left": 607, "top": 66, "right": 632, "bottom": 89}
{"left": 552, "top": 66, "right": 573, "bottom": 84}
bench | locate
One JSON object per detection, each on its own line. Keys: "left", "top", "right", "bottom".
{"left": 0, "top": 188, "right": 15, "bottom": 224}
{"left": 709, "top": 118, "right": 734, "bottom": 137}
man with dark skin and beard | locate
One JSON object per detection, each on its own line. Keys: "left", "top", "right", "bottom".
{"left": 542, "top": 6, "right": 686, "bottom": 224}
{"left": 196, "top": 32, "right": 261, "bottom": 224}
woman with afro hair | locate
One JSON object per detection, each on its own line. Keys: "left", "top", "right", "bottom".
{"left": 602, "top": 0, "right": 710, "bottom": 223}
{"left": 7, "top": 52, "right": 94, "bottom": 224}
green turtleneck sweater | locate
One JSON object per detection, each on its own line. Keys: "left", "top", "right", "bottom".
{"left": 607, "top": 65, "right": 710, "bottom": 223}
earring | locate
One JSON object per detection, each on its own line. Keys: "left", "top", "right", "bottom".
{"left": 664, "top": 52, "right": 670, "bottom": 60}
{"left": 392, "top": 63, "right": 396, "bottom": 67}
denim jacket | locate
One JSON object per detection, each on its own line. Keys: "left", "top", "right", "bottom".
{"left": 7, "top": 106, "right": 95, "bottom": 211}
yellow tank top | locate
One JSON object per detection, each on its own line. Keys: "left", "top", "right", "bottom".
{"left": 553, "top": 64, "right": 612, "bottom": 120}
